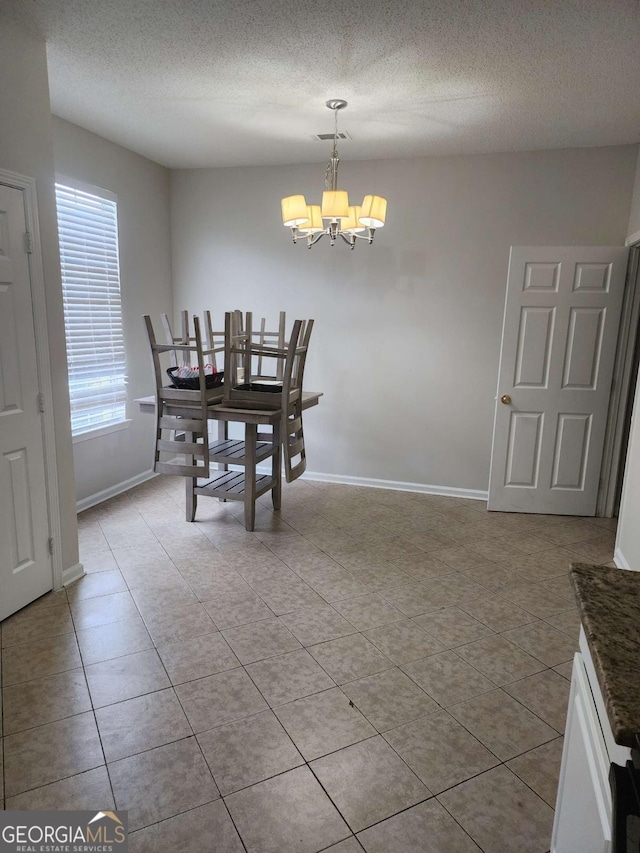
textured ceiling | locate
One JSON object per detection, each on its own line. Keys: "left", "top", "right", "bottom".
{"left": 2, "top": 0, "right": 640, "bottom": 168}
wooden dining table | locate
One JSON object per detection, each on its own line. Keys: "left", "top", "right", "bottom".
{"left": 135, "top": 390, "right": 322, "bottom": 419}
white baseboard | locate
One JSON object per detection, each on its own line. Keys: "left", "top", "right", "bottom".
{"left": 76, "top": 469, "right": 158, "bottom": 513}
{"left": 613, "top": 546, "right": 637, "bottom": 571}
{"left": 79, "top": 464, "right": 486, "bottom": 516}
{"left": 298, "top": 470, "right": 488, "bottom": 501}
{"left": 254, "top": 464, "right": 487, "bottom": 500}
{"left": 62, "top": 561, "right": 85, "bottom": 587}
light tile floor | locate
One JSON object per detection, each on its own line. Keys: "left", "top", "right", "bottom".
{"left": 0, "top": 476, "right": 618, "bottom": 852}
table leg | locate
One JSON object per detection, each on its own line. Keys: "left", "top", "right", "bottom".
{"left": 217, "top": 420, "right": 228, "bottom": 467}
{"left": 186, "top": 477, "right": 197, "bottom": 522}
{"left": 184, "top": 430, "right": 197, "bottom": 522}
{"left": 272, "top": 419, "right": 282, "bottom": 512}
{"left": 244, "top": 422, "right": 257, "bottom": 531}
{"left": 218, "top": 419, "right": 228, "bottom": 501}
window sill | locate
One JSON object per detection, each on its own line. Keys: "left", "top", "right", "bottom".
{"left": 72, "top": 419, "right": 132, "bottom": 444}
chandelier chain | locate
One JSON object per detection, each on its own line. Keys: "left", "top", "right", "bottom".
{"left": 324, "top": 106, "right": 341, "bottom": 191}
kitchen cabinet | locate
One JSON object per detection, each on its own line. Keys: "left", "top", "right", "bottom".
{"left": 552, "top": 629, "right": 631, "bottom": 853}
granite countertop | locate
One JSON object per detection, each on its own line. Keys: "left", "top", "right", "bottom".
{"left": 570, "top": 562, "right": 640, "bottom": 749}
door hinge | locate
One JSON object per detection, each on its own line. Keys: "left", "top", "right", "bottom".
{"left": 38, "top": 392, "right": 45, "bottom": 413}
{"left": 24, "top": 231, "right": 33, "bottom": 254}
{"left": 48, "top": 537, "right": 54, "bottom": 555}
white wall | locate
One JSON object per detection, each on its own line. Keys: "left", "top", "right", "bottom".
{"left": 614, "top": 154, "right": 640, "bottom": 569}
{"left": 0, "top": 19, "right": 79, "bottom": 575}
{"left": 52, "top": 118, "right": 173, "bottom": 505}
{"left": 626, "top": 148, "right": 640, "bottom": 238}
{"left": 171, "top": 145, "right": 637, "bottom": 494}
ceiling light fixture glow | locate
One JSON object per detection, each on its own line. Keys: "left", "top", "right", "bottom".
{"left": 281, "top": 100, "right": 387, "bottom": 249}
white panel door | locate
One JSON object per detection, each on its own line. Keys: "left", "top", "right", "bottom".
{"left": 0, "top": 184, "right": 52, "bottom": 620}
{"left": 488, "top": 246, "right": 628, "bottom": 515}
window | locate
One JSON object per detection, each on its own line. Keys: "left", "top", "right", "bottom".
{"left": 55, "top": 182, "right": 127, "bottom": 436}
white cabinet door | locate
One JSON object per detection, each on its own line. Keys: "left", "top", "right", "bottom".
{"left": 0, "top": 184, "right": 52, "bottom": 620}
{"left": 489, "top": 246, "right": 628, "bottom": 515}
{"left": 552, "top": 653, "right": 611, "bottom": 853}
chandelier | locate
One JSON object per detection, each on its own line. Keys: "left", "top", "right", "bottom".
{"left": 281, "top": 100, "right": 387, "bottom": 249}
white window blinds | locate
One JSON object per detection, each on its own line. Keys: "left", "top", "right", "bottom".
{"left": 55, "top": 183, "right": 127, "bottom": 435}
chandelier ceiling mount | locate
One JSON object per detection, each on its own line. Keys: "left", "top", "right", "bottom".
{"left": 281, "top": 100, "right": 387, "bottom": 250}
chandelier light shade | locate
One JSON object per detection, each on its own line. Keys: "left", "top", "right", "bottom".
{"left": 321, "top": 190, "right": 350, "bottom": 219}
{"left": 298, "top": 205, "right": 324, "bottom": 234}
{"left": 342, "top": 205, "right": 365, "bottom": 233}
{"left": 359, "top": 195, "right": 388, "bottom": 229}
{"left": 281, "top": 195, "right": 309, "bottom": 227}
{"left": 281, "top": 100, "right": 388, "bottom": 249}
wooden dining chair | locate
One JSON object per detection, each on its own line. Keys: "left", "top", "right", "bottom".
{"left": 144, "top": 313, "right": 221, "bottom": 482}
{"left": 221, "top": 311, "right": 314, "bottom": 483}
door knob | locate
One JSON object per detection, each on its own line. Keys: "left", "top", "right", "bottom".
{"left": 501, "top": 394, "right": 512, "bottom": 405}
